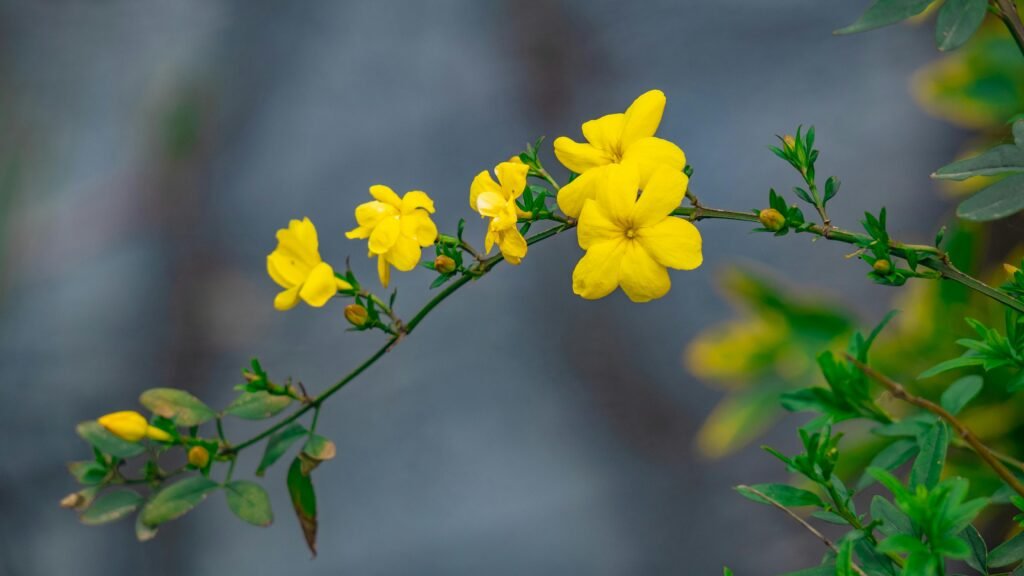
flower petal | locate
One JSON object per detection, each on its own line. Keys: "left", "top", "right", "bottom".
{"left": 368, "top": 216, "right": 401, "bottom": 254}
{"left": 274, "top": 285, "right": 302, "bottom": 311}
{"left": 497, "top": 229, "right": 527, "bottom": 265}
{"left": 632, "top": 166, "right": 688, "bottom": 227}
{"left": 556, "top": 165, "right": 606, "bottom": 219}
{"left": 620, "top": 136, "right": 685, "bottom": 187}
{"left": 299, "top": 262, "right": 338, "bottom": 307}
{"left": 400, "top": 190, "right": 435, "bottom": 214}
{"left": 400, "top": 210, "right": 438, "bottom": 246}
{"left": 386, "top": 234, "right": 421, "bottom": 271}
{"left": 582, "top": 113, "right": 625, "bottom": 154}
{"left": 475, "top": 190, "right": 508, "bottom": 219}
{"left": 495, "top": 161, "right": 529, "bottom": 200}
{"left": 267, "top": 251, "right": 311, "bottom": 287}
{"left": 377, "top": 254, "right": 391, "bottom": 287}
{"left": 369, "top": 184, "right": 402, "bottom": 208}
{"left": 354, "top": 200, "right": 396, "bottom": 229}
{"left": 577, "top": 199, "right": 623, "bottom": 250}
{"left": 290, "top": 218, "right": 319, "bottom": 251}
{"left": 553, "top": 137, "right": 614, "bottom": 174}
{"left": 572, "top": 239, "right": 627, "bottom": 300}
{"left": 596, "top": 163, "right": 640, "bottom": 226}
{"left": 618, "top": 241, "right": 670, "bottom": 303}
{"left": 620, "top": 90, "right": 665, "bottom": 149}
{"left": 636, "top": 217, "right": 703, "bottom": 270}
{"left": 470, "top": 170, "right": 502, "bottom": 211}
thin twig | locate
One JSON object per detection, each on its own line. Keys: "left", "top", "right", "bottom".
{"left": 994, "top": 0, "right": 1024, "bottom": 58}
{"left": 737, "top": 485, "right": 869, "bottom": 576}
{"left": 846, "top": 355, "right": 1024, "bottom": 500}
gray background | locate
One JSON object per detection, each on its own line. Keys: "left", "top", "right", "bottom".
{"left": 0, "top": 1, "right": 957, "bottom": 574}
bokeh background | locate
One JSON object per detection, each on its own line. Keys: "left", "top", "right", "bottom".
{"left": 0, "top": 1, "right": 968, "bottom": 574}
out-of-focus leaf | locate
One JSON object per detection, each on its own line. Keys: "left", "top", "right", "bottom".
{"left": 256, "top": 424, "right": 306, "bottom": 477}
{"left": 989, "top": 531, "right": 1024, "bottom": 567}
{"left": 76, "top": 421, "right": 146, "bottom": 459}
{"left": 835, "top": 0, "right": 934, "bottom": 35}
{"left": 910, "top": 422, "right": 950, "bottom": 489}
{"left": 225, "top": 481, "right": 273, "bottom": 527}
{"left": 935, "top": 0, "right": 988, "bottom": 51}
{"left": 957, "top": 174, "right": 1024, "bottom": 221}
{"left": 225, "top": 392, "right": 292, "bottom": 420}
{"left": 940, "top": 375, "right": 984, "bottom": 415}
{"left": 140, "top": 476, "right": 219, "bottom": 527}
{"left": 80, "top": 490, "right": 143, "bottom": 525}
{"left": 139, "top": 388, "right": 215, "bottom": 426}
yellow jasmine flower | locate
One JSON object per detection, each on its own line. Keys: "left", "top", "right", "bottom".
{"left": 267, "top": 218, "right": 351, "bottom": 311}
{"left": 554, "top": 89, "right": 686, "bottom": 218}
{"left": 573, "top": 164, "right": 702, "bottom": 302}
{"left": 98, "top": 411, "right": 173, "bottom": 443}
{"left": 346, "top": 185, "right": 438, "bottom": 287}
{"left": 470, "top": 161, "right": 530, "bottom": 264}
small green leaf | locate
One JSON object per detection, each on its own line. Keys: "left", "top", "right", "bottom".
{"left": 919, "top": 355, "right": 986, "bottom": 379}
{"left": 857, "top": 439, "right": 917, "bottom": 489}
{"left": 224, "top": 391, "right": 292, "bottom": 420}
{"left": 961, "top": 524, "right": 988, "bottom": 574}
{"left": 871, "top": 495, "right": 913, "bottom": 537}
{"left": 989, "top": 531, "right": 1024, "bottom": 567}
{"left": 835, "top": 0, "right": 933, "bottom": 35}
{"left": 80, "top": 490, "right": 143, "bottom": 525}
{"left": 140, "top": 476, "right": 219, "bottom": 527}
{"left": 736, "top": 483, "right": 824, "bottom": 508}
{"left": 935, "top": 0, "right": 988, "bottom": 51}
{"left": 957, "top": 174, "right": 1024, "bottom": 221}
{"left": 835, "top": 539, "right": 855, "bottom": 576}
{"left": 940, "top": 375, "right": 984, "bottom": 415}
{"left": 256, "top": 424, "right": 307, "bottom": 477}
{"left": 287, "top": 457, "right": 318, "bottom": 557}
{"left": 910, "top": 422, "right": 949, "bottom": 489}
{"left": 139, "top": 388, "right": 215, "bottom": 426}
{"left": 135, "top": 512, "right": 158, "bottom": 542}
{"left": 225, "top": 480, "right": 273, "bottom": 527}
{"left": 76, "top": 421, "right": 146, "bottom": 459}
{"left": 934, "top": 122, "right": 1024, "bottom": 180}
{"left": 68, "top": 460, "right": 108, "bottom": 485}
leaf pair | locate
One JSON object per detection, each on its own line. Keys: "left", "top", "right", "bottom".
{"left": 838, "top": 0, "right": 989, "bottom": 53}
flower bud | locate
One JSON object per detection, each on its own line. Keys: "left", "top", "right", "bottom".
{"left": 344, "top": 304, "right": 369, "bottom": 327}
{"left": 434, "top": 255, "right": 456, "bottom": 275}
{"left": 873, "top": 259, "right": 892, "bottom": 275}
{"left": 60, "top": 492, "right": 84, "bottom": 509}
{"left": 782, "top": 134, "right": 796, "bottom": 151}
{"left": 98, "top": 411, "right": 150, "bottom": 442}
{"left": 187, "top": 446, "right": 210, "bottom": 469}
{"left": 145, "top": 425, "right": 173, "bottom": 442}
{"left": 758, "top": 208, "right": 786, "bottom": 232}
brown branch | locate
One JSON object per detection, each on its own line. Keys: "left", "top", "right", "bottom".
{"left": 737, "top": 485, "right": 869, "bottom": 576}
{"left": 845, "top": 355, "right": 1024, "bottom": 500}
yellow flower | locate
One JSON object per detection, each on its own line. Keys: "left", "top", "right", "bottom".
{"left": 573, "top": 164, "right": 702, "bottom": 302}
{"left": 553, "top": 89, "right": 686, "bottom": 218}
{"left": 267, "top": 218, "right": 352, "bottom": 311}
{"left": 470, "top": 162, "right": 530, "bottom": 264}
{"left": 346, "top": 185, "right": 438, "bottom": 287}
{"left": 1006, "top": 263, "right": 1021, "bottom": 275}
{"left": 98, "top": 411, "right": 173, "bottom": 443}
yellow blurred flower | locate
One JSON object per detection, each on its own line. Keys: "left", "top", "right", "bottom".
{"left": 572, "top": 164, "right": 701, "bottom": 302}
{"left": 346, "top": 185, "right": 438, "bottom": 287}
{"left": 1007, "top": 263, "right": 1021, "bottom": 275}
{"left": 554, "top": 89, "right": 686, "bottom": 218}
{"left": 267, "top": 218, "right": 352, "bottom": 311}
{"left": 98, "top": 411, "right": 173, "bottom": 443}
{"left": 470, "top": 161, "right": 530, "bottom": 264}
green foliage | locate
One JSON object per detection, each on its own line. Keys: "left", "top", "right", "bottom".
{"left": 76, "top": 421, "right": 146, "bottom": 459}
{"left": 934, "top": 120, "right": 1024, "bottom": 221}
{"left": 287, "top": 457, "right": 318, "bottom": 556}
{"left": 835, "top": 0, "right": 934, "bottom": 36}
{"left": 919, "top": 313, "right": 1024, "bottom": 390}
{"left": 935, "top": 0, "right": 989, "bottom": 52}
{"left": 225, "top": 392, "right": 292, "bottom": 420}
{"left": 225, "top": 481, "right": 273, "bottom": 527}
{"left": 139, "top": 388, "right": 215, "bottom": 427}
{"left": 80, "top": 490, "right": 143, "bottom": 526}
{"left": 140, "top": 476, "right": 219, "bottom": 528}
{"left": 256, "top": 423, "right": 308, "bottom": 477}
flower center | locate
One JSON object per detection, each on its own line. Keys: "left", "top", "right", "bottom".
{"left": 625, "top": 228, "right": 637, "bottom": 239}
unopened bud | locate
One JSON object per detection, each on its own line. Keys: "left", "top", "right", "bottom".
{"left": 758, "top": 208, "right": 786, "bottom": 232}
{"left": 782, "top": 134, "right": 796, "bottom": 151}
{"left": 873, "top": 259, "right": 892, "bottom": 275}
{"left": 1006, "top": 263, "right": 1020, "bottom": 275}
{"left": 434, "top": 255, "right": 456, "bottom": 275}
{"left": 187, "top": 446, "right": 210, "bottom": 469}
{"left": 344, "top": 304, "right": 369, "bottom": 327}
{"left": 98, "top": 411, "right": 150, "bottom": 442}
{"left": 60, "top": 492, "right": 84, "bottom": 509}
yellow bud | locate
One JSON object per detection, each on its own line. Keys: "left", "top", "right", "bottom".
{"left": 434, "top": 255, "right": 456, "bottom": 275}
{"left": 59, "top": 492, "right": 84, "bottom": 509}
{"left": 98, "top": 411, "right": 150, "bottom": 442}
{"left": 758, "top": 208, "right": 786, "bottom": 232}
{"left": 344, "top": 304, "right": 369, "bottom": 327}
{"left": 1006, "top": 263, "right": 1020, "bottom": 275}
{"left": 873, "top": 260, "right": 892, "bottom": 275}
{"left": 782, "top": 135, "right": 796, "bottom": 150}
{"left": 145, "top": 425, "right": 173, "bottom": 442}
{"left": 187, "top": 446, "right": 211, "bottom": 469}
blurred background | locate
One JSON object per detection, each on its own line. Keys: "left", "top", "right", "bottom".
{"left": 1, "top": 1, "right": 1014, "bottom": 574}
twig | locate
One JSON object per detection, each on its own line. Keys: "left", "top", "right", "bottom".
{"left": 737, "top": 485, "right": 869, "bottom": 576}
{"left": 845, "top": 355, "right": 1024, "bottom": 500}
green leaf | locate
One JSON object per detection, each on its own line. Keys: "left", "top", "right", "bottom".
{"left": 858, "top": 439, "right": 917, "bottom": 489}
{"left": 134, "top": 511, "right": 158, "bottom": 542}
{"left": 835, "top": 0, "right": 934, "bottom": 35}
{"left": 76, "top": 421, "right": 146, "bottom": 459}
{"left": 139, "top": 388, "right": 215, "bottom": 426}
{"left": 224, "top": 391, "right": 292, "bottom": 420}
{"left": 934, "top": 122, "right": 1024, "bottom": 180}
{"left": 871, "top": 495, "right": 913, "bottom": 536}
{"left": 735, "top": 483, "right": 825, "bottom": 508}
{"left": 68, "top": 460, "right": 108, "bottom": 485}
{"left": 256, "top": 424, "right": 307, "bottom": 477}
{"left": 302, "top": 434, "right": 337, "bottom": 461}
{"left": 957, "top": 174, "right": 1024, "bottom": 221}
{"left": 935, "top": 0, "right": 988, "bottom": 51}
{"left": 961, "top": 524, "right": 988, "bottom": 574}
{"left": 225, "top": 480, "right": 273, "bottom": 527}
{"left": 287, "top": 457, "right": 318, "bottom": 557}
{"left": 80, "top": 490, "right": 143, "bottom": 525}
{"left": 140, "top": 476, "right": 219, "bottom": 527}
{"left": 835, "top": 539, "right": 855, "bottom": 576}
{"left": 911, "top": 422, "right": 950, "bottom": 489}
{"left": 989, "top": 531, "right": 1024, "bottom": 567}
{"left": 919, "top": 355, "right": 986, "bottom": 379}
{"left": 940, "top": 375, "right": 984, "bottom": 415}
